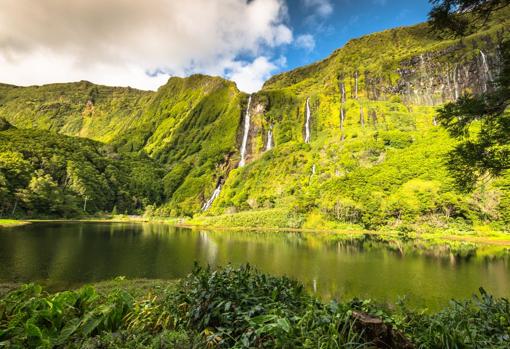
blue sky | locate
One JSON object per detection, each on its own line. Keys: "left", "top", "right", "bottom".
{"left": 0, "top": 0, "right": 433, "bottom": 92}
{"left": 280, "top": 0, "right": 432, "bottom": 73}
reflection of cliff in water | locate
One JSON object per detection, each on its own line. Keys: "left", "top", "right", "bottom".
{"left": 1, "top": 222, "right": 509, "bottom": 310}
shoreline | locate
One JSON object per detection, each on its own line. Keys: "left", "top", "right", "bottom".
{"left": 3, "top": 217, "right": 510, "bottom": 248}
{"left": 0, "top": 219, "right": 31, "bottom": 228}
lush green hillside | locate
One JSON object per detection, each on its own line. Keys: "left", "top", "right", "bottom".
{"left": 0, "top": 122, "right": 163, "bottom": 217}
{"left": 0, "top": 8, "right": 509, "bottom": 231}
{"left": 0, "top": 81, "right": 152, "bottom": 143}
{"left": 119, "top": 75, "right": 245, "bottom": 216}
{"left": 0, "top": 75, "right": 245, "bottom": 216}
{"left": 200, "top": 7, "right": 510, "bottom": 232}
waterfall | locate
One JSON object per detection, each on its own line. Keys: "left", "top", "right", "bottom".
{"left": 480, "top": 50, "right": 492, "bottom": 92}
{"left": 312, "top": 164, "right": 316, "bottom": 175}
{"left": 239, "top": 95, "right": 252, "bottom": 167}
{"left": 304, "top": 97, "right": 311, "bottom": 143}
{"left": 340, "top": 107, "right": 345, "bottom": 130}
{"left": 453, "top": 65, "right": 459, "bottom": 100}
{"left": 266, "top": 125, "right": 273, "bottom": 151}
{"left": 202, "top": 183, "right": 222, "bottom": 211}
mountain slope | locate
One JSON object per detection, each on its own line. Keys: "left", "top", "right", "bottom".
{"left": 0, "top": 75, "right": 245, "bottom": 215}
{"left": 0, "top": 8, "right": 509, "bottom": 229}
{"left": 0, "top": 124, "right": 164, "bottom": 217}
{"left": 202, "top": 7, "right": 510, "bottom": 230}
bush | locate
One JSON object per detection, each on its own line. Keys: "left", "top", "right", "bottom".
{"left": 1, "top": 266, "right": 509, "bottom": 348}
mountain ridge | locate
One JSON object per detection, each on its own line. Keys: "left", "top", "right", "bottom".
{"left": 1, "top": 8, "right": 509, "bottom": 230}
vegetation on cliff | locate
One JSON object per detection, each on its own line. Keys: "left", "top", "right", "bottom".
{"left": 0, "top": 6, "right": 509, "bottom": 232}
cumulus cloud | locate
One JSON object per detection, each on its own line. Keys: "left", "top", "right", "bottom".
{"left": 0, "top": 0, "right": 293, "bottom": 92}
{"left": 226, "top": 56, "right": 283, "bottom": 93}
{"left": 295, "top": 34, "right": 316, "bottom": 52}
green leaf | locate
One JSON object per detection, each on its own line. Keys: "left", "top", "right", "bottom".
{"left": 276, "top": 318, "right": 291, "bottom": 333}
{"left": 25, "top": 322, "right": 42, "bottom": 339}
{"left": 80, "top": 316, "right": 102, "bottom": 336}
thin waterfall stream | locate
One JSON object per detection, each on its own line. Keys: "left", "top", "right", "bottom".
{"left": 480, "top": 50, "right": 492, "bottom": 91}
{"left": 202, "top": 183, "right": 222, "bottom": 211}
{"left": 239, "top": 95, "right": 252, "bottom": 167}
{"left": 305, "top": 97, "right": 311, "bottom": 143}
{"left": 266, "top": 124, "right": 273, "bottom": 151}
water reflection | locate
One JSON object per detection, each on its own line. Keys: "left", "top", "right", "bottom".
{"left": 0, "top": 222, "right": 509, "bottom": 309}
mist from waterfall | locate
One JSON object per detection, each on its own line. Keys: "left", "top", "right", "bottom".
{"left": 305, "top": 97, "right": 311, "bottom": 143}
{"left": 239, "top": 95, "right": 252, "bottom": 167}
{"left": 202, "top": 183, "right": 222, "bottom": 211}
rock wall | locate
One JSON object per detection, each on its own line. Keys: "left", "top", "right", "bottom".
{"left": 365, "top": 36, "right": 503, "bottom": 105}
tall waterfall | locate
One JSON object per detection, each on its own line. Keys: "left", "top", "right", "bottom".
{"left": 480, "top": 50, "right": 492, "bottom": 91}
{"left": 266, "top": 125, "right": 273, "bottom": 151}
{"left": 239, "top": 95, "right": 252, "bottom": 167}
{"left": 304, "top": 97, "right": 311, "bottom": 143}
{"left": 202, "top": 183, "right": 222, "bottom": 211}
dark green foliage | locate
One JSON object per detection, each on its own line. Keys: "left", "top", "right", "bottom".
{"left": 402, "top": 288, "right": 510, "bottom": 348}
{"left": 437, "top": 41, "right": 510, "bottom": 189}
{"left": 429, "top": 0, "right": 510, "bottom": 189}
{"left": 1, "top": 265, "right": 509, "bottom": 348}
{"left": 0, "top": 284, "right": 133, "bottom": 347}
{"left": 0, "top": 128, "right": 163, "bottom": 217}
{"left": 428, "top": 0, "right": 510, "bottom": 36}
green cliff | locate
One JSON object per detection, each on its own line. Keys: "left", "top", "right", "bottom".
{"left": 1, "top": 8, "right": 509, "bottom": 229}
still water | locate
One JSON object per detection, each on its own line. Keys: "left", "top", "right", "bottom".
{"left": 0, "top": 222, "right": 509, "bottom": 309}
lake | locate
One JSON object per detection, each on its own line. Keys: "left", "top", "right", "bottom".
{"left": 0, "top": 222, "right": 509, "bottom": 309}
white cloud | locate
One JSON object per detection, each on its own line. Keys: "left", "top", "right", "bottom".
{"left": 0, "top": 0, "right": 292, "bottom": 92}
{"left": 295, "top": 34, "right": 316, "bottom": 52}
{"left": 226, "top": 56, "right": 282, "bottom": 93}
{"left": 302, "top": 0, "right": 333, "bottom": 18}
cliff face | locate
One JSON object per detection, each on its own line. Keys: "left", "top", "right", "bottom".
{"left": 0, "top": 8, "right": 509, "bottom": 226}
{"left": 204, "top": 8, "right": 510, "bottom": 230}
{"left": 383, "top": 40, "right": 502, "bottom": 105}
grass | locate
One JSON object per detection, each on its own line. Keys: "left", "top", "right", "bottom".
{"left": 0, "top": 219, "right": 30, "bottom": 228}
{"left": 1, "top": 265, "right": 509, "bottom": 348}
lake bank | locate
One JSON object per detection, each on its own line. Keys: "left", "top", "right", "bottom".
{"left": 3, "top": 215, "right": 510, "bottom": 251}
{"left": 0, "top": 219, "right": 30, "bottom": 228}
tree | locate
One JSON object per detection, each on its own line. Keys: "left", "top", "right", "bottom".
{"left": 429, "top": 0, "right": 510, "bottom": 189}
{"left": 429, "top": 0, "right": 509, "bottom": 36}
{"left": 16, "top": 170, "right": 67, "bottom": 215}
